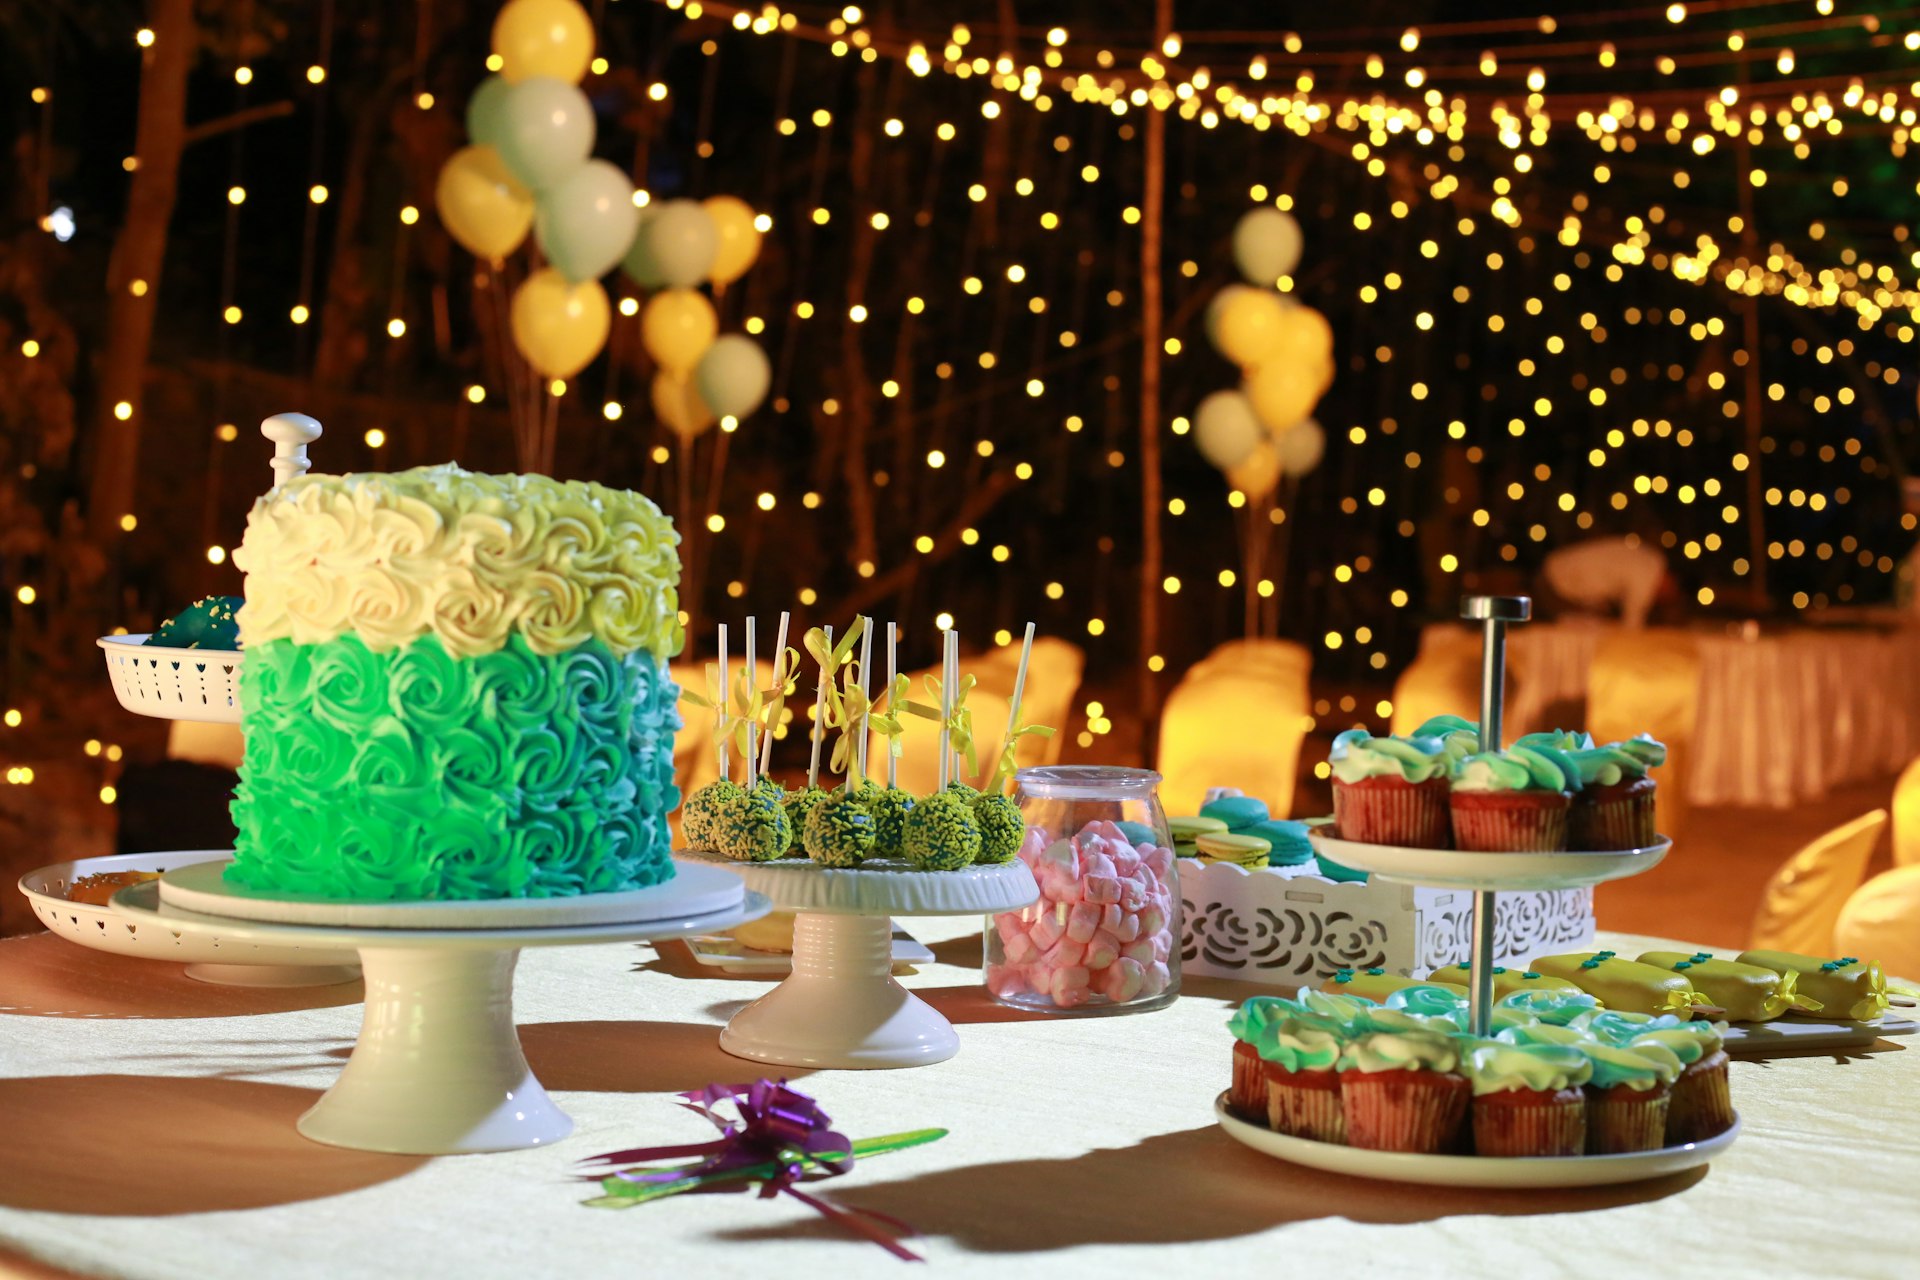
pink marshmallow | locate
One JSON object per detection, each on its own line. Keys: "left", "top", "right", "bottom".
{"left": 1119, "top": 875, "right": 1149, "bottom": 913}
{"left": 985, "top": 963, "right": 1029, "bottom": 999}
{"left": 1112, "top": 846, "right": 1142, "bottom": 878}
{"left": 1104, "top": 957, "right": 1147, "bottom": 1002}
{"left": 1003, "top": 931, "right": 1039, "bottom": 965}
{"left": 1081, "top": 849, "right": 1116, "bottom": 881}
{"left": 1036, "top": 864, "right": 1081, "bottom": 903}
{"left": 1031, "top": 909, "right": 1067, "bottom": 948}
{"left": 1142, "top": 960, "right": 1171, "bottom": 997}
{"left": 1122, "top": 939, "right": 1156, "bottom": 966}
{"left": 1041, "top": 937, "right": 1088, "bottom": 968}
{"left": 1113, "top": 910, "right": 1141, "bottom": 943}
{"left": 1049, "top": 965, "right": 1092, "bottom": 1007}
{"left": 1085, "top": 929, "right": 1120, "bottom": 971}
{"left": 1142, "top": 845, "right": 1174, "bottom": 880}
{"left": 1085, "top": 875, "right": 1121, "bottom": 905}
{"left": 1150, "top": 933, "right": 1171, "bottom": 963}
{"left": 1139, "top": 903, "right": 1167, "bottom": 937}
{"left": 1099, "top": 903, "right": 1123, "bottom": 933}
{"left": 1065, "top": 902, "right": 1101, "bottom": 944}
{"left": 1085, "top": 820, "right": 1127, "bottom": 845}
{"left": 1017, "top": 828, "right": 1049, "bottom": 865}
{"left": 995, "top": 915, "right": 1026, "bottom": 945}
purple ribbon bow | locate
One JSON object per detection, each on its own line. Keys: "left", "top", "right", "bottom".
{"left": 582, "top": 1080, "right": 925, "bottom": 1261}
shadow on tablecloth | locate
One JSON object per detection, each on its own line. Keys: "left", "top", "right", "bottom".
{"left": 0, "top": 933, "right": 364, "bottom": 1019}
{"left": 0, "top": 1074, "right": 423, "bottom": 1214}
{"left": 519, "top": 1019, "right": 812, "bottom": 1094}
{"left": 713, "top": 1123, "right": 1707, "bottom": 1251}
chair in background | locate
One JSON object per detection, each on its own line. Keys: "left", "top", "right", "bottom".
{"left": 1390, "top": 626, "right": 1491, "bottom": 737}
{"left": 1891, "top": 756, "right": 1920, "bottom": 867}
{"left": 972, "top": 636, "right": 1085, "bottom": 773}
{"left": 1157, "top": 639, "right": 1311, "bottom": 819}
{"left": 166, "top": 721, "right": 244, "bottom": 772}
{"left": 1835, "top": 866, "right": 1920, "bottom": 983}
{"left": 1749, "top": 809, "right": 1888, "bottom": 955}
{"left": 1588, "top": 628, "right": 1701, "bottom": 841}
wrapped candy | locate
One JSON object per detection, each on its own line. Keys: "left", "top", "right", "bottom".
{"left": 1738, "top": 950, "right": 1890, "bottom": 1023}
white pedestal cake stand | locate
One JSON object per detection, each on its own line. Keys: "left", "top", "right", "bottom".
{"left": 681, "top": 851, "right": 1039, "bottom": 1069}
{"left": 110, "top": 858, "right": 768, "bottom": 1156}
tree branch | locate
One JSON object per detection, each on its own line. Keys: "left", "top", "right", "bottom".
{"left": 183, "top": 101, "right": 295, "bottom": 148}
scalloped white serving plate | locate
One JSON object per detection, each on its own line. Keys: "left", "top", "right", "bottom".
{"left": 678, "top": 849, "right": 1039, "bottom": 916}
{"left": 1216, "top": 1092, "right": 1739, "bottom": 1188}
{"left": 1310, "top": 833, "right": 1670, "bottom": 892}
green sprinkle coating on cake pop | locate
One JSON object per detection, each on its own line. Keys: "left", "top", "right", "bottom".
{"left": 867, "top": 787, "right": 916, "bottom": 858}
{"left": 782, "top": 785, "right": 832, "bottom": 855}
{"left": 971, "top": 791, "right": 1025, "bottom": 864}
{"left": 903, "top": 790, "right": 981, "bottom": 870}
{"left": 944, "top": 779, "right": 981, "bottom": 803}
{"left": 714, "top": 785, "right": 792, "bottom": 862}
{"left": 682, "top": 779, "right": 744, "bottom": 850}
{"left": 804, "top": 793, "right": 877, "bottom": 867}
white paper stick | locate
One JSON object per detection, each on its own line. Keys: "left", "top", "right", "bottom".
{"left": 885, "top": 621, "right": 899, "bottom": 790}
{"left": 807, "top": 625, "right": 832, "bottom": 791}
{"left": 937, "top": 628, "right": 952, "bottom": 791}
{"left": 948, "top": 629, "right": 963, "bottom": 784}
{"left": 743, "top": 616, "right": 758, "bottom": 789}
{"left": 852, "top": 616, "right": 874, "bottom": 795}
{"left": 716, "top": 623, "right": 730, "bottom": 785}
{"left": 1003, "top": 621, "right": 1036, "bottom": 794}
{"left": 758, "top": 610, "right": 791, "bottom": 778}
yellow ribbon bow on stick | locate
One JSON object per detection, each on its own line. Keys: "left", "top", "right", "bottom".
{"left": 993, "top": 718, "right": 1057, "bottom": 793}
{"left": 868, "top": 672, "right": 912, "bottom": 760}
{"left": 678, "top": 662, "right": 738, "bottom": 776}
{"left": 803, "top": 619, "right": 867, "bottom": 778}
{"left": 755, "top": 644, "right": 802, "bottom": 764}
{"left": 829, "top": 661, "right": 871, "bottom": 779}
{"left": 727, "top": 662, "right": 765, "bottom": 763}
{"left": 908, "top": 671, "right": 978, "bottom": 781}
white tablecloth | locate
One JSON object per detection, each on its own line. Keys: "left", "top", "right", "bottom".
{"left": 1, "top": 919, "right": 1915, "bottom": 1279}
{"left": 1504, "top": 621, "right": 1920, "bottom": 808}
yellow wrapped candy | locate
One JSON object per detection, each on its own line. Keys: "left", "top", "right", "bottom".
{"left": 1638, "top": 950, "right": 1821, "bottom": 1022}
{"left": 1319, "top": 967, "right": 1468, "bottom": 1002}
{"left": 1529, "top": 950, "right": 1704, "bottom": 1016}
{"left": 1737, "top": 950, "right": 1889, "bottom": 1023}
{"left": 1427, "top": 963, "right": 1589, "bottom": 1001}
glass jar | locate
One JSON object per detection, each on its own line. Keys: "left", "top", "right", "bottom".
{"left": 985, "top": 765, "right": 1180, "bottom": 1014}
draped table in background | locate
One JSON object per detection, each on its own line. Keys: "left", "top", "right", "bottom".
{"left": 1, "top": 917, "right": 1915, "bottom": 1279}
{"left": 1504, "top": 620, "right": 1920, "bottom": 808}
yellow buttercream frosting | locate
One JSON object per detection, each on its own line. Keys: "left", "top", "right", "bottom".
{"left": 235, "top": 465, "right": 682, "bottom": 660}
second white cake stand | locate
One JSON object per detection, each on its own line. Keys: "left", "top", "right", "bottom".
{"left": 110, "top": 858, "right": 768, "bottom": 1156}
{"left": 681, "top": 850, "right": 1039, "bottom": 1070}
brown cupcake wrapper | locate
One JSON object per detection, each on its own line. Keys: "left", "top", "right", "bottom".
{"left": 1230, "top": 1041, "right": 1265, "bottom": 1121}
{"left": 1586, "top": 1084, "right": 1671, "bottom": 1153}
{"left": 1332, "top": 776, "right": 1452, "bottom": 849}
{"left": 1266, "top": 1067, "right": 1345, "bottom": 1144}
{"left": 1449, "top": 791, "right": 1571, "bottom": 852}
{"left": 1341, "top": 1069, "right": 1470, "bottom": 1153}
{"left": 1666, "top": 1051, "right": 1735, "bottom": 1144}
{"left": 1570, "top": 784, "right": 1658, "bottom": 851}
{"left": 1472, "top": 1088, "right": 1587, "bottom": 1157}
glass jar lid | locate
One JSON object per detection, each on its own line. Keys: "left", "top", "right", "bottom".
{"left": 1014, "top": 765, "right": 1163, "bottom": 799}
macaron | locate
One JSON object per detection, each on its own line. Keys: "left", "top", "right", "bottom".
{"left": 1241, "top": 818, "right": 1314, "bottom": 867}
{"left": 1199, "top": 795, "right": 1270, "bottom": 831}
{"left": 1168, "top": 814, "right": 1229, "bottom": 858}
{"left": 1194, "top": 832, "right": 1271, "bottom": 868}
{"left": 1114, "top": 819, "right": 1159, "bottom": 848}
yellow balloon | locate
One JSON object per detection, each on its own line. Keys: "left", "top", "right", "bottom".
{"left": 651, "top": 371, "right": 716, "bottom": 439}
{"left": 492, "top": 0, "right": 595, "bottom": 84}
{"left": 1274, "top": 305, "right": 1335, "bottom": 372}
{"left": 702, "top": 194, "right": 762, "bottom": 288}
{"left": 641, "top": 288, "right": 718, "bottom": 377}
{"left": 1245, "top": 362, "right": 1318, "bottom": 434}
{"left": 1227, "top": 440, "right": 1282, "bottom": 503}
{"left": 510, "top": 268, "right": 610, "bottom": 378}
{"left": 435, "top": 146, "right": 533, "bottom": 260}
{"left": 1210, "top": 286, "right": 1287, "bottom": 367}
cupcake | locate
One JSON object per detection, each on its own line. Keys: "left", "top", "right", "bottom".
{"left": 1414, "top": 714, "right": 1482, "bottom": 763}
{"left": 1328, "top": 729, "right": 1453, "bottom": 849}
{"left": 1448, "top": 745, "right": 1578, "bottom": 852}
{"left": 1566, "top": 734, "right": 1664, "bottom": 850}
{"left": 1227, "top": 997, "right": 1291, "bottom": 1119}
{"left": 1632, "top": 1025, "right": 1734, "bottom": 1144}
{"left": 1227, "top": 997, "right": 1349, "bottom": 1142}
{"left": 1463, "top": 1040, "right": 1593, "bottom": 1157}
{"left": 1580, "top": 1040, "right": 1682, "bottom": 1154}
{"left": 1337, "top": 1029, "right": 1470, "bottom": 1153}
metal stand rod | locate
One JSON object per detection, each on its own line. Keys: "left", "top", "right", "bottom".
{"left": 1461, "top": 595, "right": 1531, "bottom": 1038}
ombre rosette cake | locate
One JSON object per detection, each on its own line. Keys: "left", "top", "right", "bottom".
{"left": 226, "top": 465, "right": 684, "bottom": 901}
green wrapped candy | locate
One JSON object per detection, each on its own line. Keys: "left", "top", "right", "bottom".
{"left": 146, "top": 596, "right": 244, "bottom": 650}
{"left": 804, "top": 793, "right": 876, "bottom": 867}
{"left": 903, "top": 791, "right": 981, "bottom": 870}
{"left": 714, "top": 785, "right": 791, "bottom": 862}
{"left": 868, "top": 787, "right": 915, "bottom": 858}
{"left": 681, "top": 778, "right": 744, "bottom": 850}
{"left": 782, "top": 785, "right": 832, "bottom": 855}
{"left": 972, "top": 791, "right": 1025, "bottom": 864}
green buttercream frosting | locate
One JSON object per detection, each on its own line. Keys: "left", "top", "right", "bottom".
{"left": 1228, "top": 996, "right": 1293, "bottom": 1044}
{"left": 902, "top": 791, "right": 981, "bottom": 869}
{"left": 1338, "top": 1029, "right": 1461, "bottom": 1074}
{"left": 1630, "top": 1026, "right": 1721, "bottom": 1065}
{"left": 1412, "top": 715, "right": 1482, "bottom": 762}
{"left": 1463, "top": 1041, "right": 1593, "bottom": 1095}
{"left": 972, "top": 792, "right": 1026, "bottom": 864}
{"left": 1329, "top": 729, "right": 1451, "bottom": 784}
{"left": 867, "top": 787, "right": 915, "bottom": 858}
{"left": 1615, "top": 733, "right": 1667, "bottom": 770}
{"left": 804, "top": 793, "right": 876, "bottom": 867}
{"left": 229, "top": 632, "right": 679, "bottom": 900}
{"left": 781, "top": 786, "right": 831, "bottom": 854}
{"left": 148, "top": 595, "right": 244, "bottom": 650}
{"left": 1496, "top": 1021, "right": 1590, "bottom": 1050}
{"left": 1384, "top": 985, "right": 1470, "bottom": 1025}
{"left": 1567, "top": 744, "right": 1647, "bottom": 787}
{"left": 1496, "top": 990, "right": 1602, "bottom": 1026}
{"left": 1515, "top": 728, "right": 1595, "bottom": 752}
{"left": 1570, "top": 1009, "right": 1683, "bottom": 1046}
{"left": 1227, "top": 998, "right": 1344, "bottom": 1070}
{"left": 1451, "top": 743, "right": 1580, "bottom": 793}
{"left": 1583, "top": 1040, "right": 1683, "bottom": 1091}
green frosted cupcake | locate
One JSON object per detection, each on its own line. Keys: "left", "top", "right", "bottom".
{"left": 782, "top": 785, "right": 832, "bottom": 855}
{"left": 682, "top": 778, "right": 744, "bottom": 850}
{"left": 868, "top": 786, "right": 915, "bottom": 858}
{"left": 714, "top": 785, "right": 792, "bottom": 862}
{"left": 805, "top": 793, "right": 877, "bottom": 867}
{"left": 972, "top": 791, "right": 1025, "bottom": 864}
{"left": 903, "top": 790, "right": 981, "bottom": 870}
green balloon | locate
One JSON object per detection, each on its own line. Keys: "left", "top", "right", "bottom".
{"left": 465, "top": 74, "right": 513, "bottom": 148}
{"left": 494, "top": 76, "right": 594, "bottom": 192}
{"left": 535, "top": 160, "right": 640, "bottom": 283}
{"left": 694, "top": 334, "right": 770, "bottom": 420}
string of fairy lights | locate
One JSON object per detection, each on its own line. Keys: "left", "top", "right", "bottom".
{"left": 6, "top": 1, "right": 1918, "bottom": 789}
